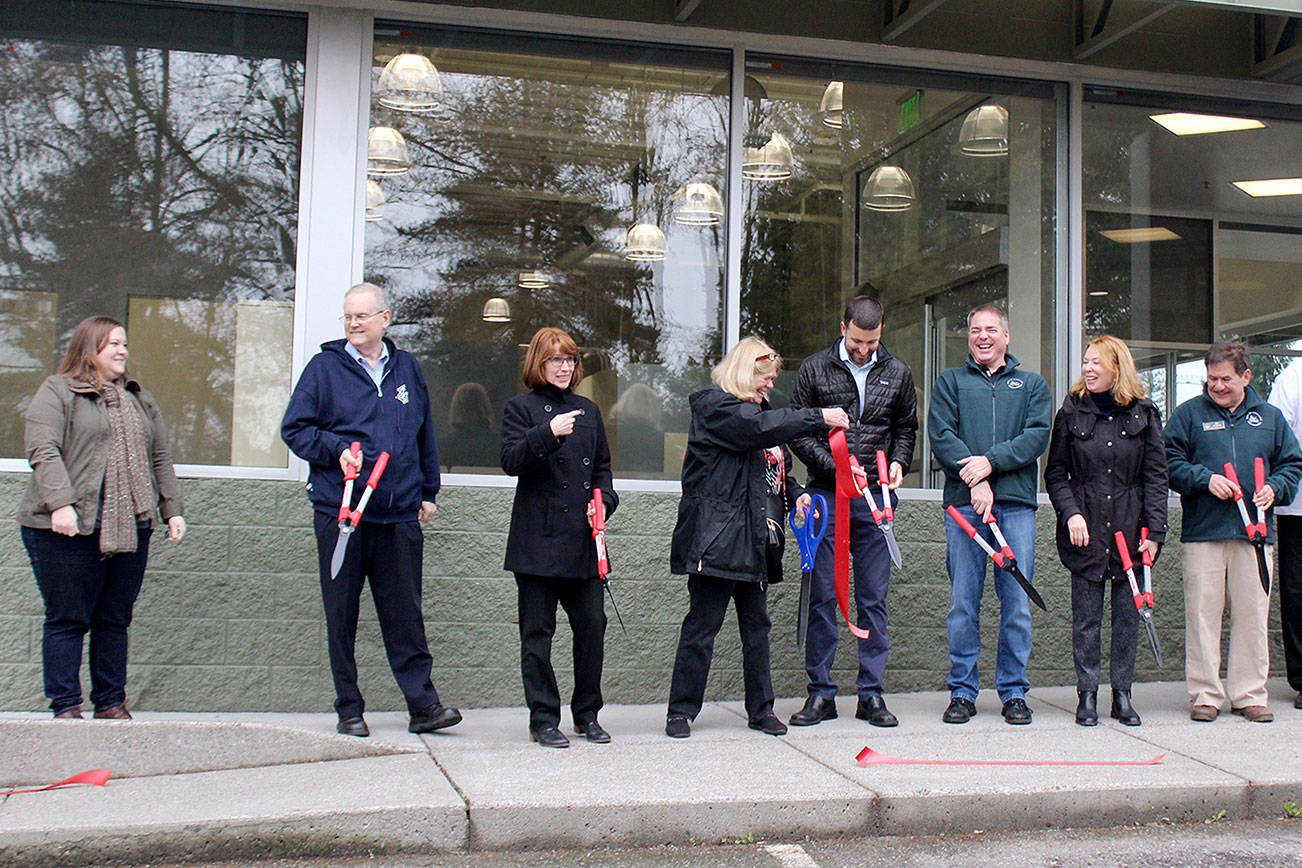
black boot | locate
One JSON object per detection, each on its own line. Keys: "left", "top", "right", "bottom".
{"left": 1111, "top": 689, "right": 1141, "bottom": 726}
{"left": 1075, "top": 691, "right": 1098, "bottom": 726}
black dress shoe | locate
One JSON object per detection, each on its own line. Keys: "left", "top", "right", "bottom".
{"left": 856, "top": 695, "right": 899, "bottom": 727}
{"left": 409, "top": 704, "right": 462, "bottom": 733}
{"left": 574, "top": 719, "right": 611, "bottom": 743}
{"left": 747, "top": 713, "right": 788, "bottom": 736}
{"left": 665, "top": 714, "right": 691, "bottom": 738}
{"left": 1075, "top": 691, "right": 1098, "bottom": 726}
{"left": 789, "top": 695, "right": 838, "bottom": 726}
{"left": 1294, "top": 692, "right": 1302, "bottom": 710}
{"left": 1002, "top": 697, "right": 1033, "bottom": 725}
{"left": 337, "top": 715, "right": 369, "bottom": 737}
{"left": 942, "top": 696, "right": 976, "bottom": 724}
{"left": 530, "top": 724, "right": 570, "bottom": 748}
{"left": 1110, "top": 689, "right": 1141, "bottom": 726}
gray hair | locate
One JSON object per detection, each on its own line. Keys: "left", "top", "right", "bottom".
{"left": 967, "top": 304, "right": 1008, "bottom": 332}
{"left": 345, "top": 282, "right": 389, "bottom": 311}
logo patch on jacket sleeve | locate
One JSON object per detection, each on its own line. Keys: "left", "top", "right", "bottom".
{"left": 395, "top": 384, "right": 409, "bottom": 405}
{"left": 1007, "top": 378, "right": 1024, "bottom": 389}
{"left": 1246, "top": 411, "right": 1263, "bottom": 427}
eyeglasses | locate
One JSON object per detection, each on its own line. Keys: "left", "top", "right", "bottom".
{"left": 545, "top": 355, "right": 580, "bottom": 368}
{"left": 755, "top": 352, "right": 777, "bottom": 362}
{"left": 339, "top": 310, "right": 388, "bottom": 325}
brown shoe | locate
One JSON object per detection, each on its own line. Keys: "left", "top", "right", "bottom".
{"left": 54, "top": 707, "right": 83, "bottom": 719}
{"left": 1231, "top": 705, "right": 1273, "bottom": 723}
{"left": 1190, "top": 704, "right": 1219, "bottom": 722}
{"left": 93, "top": 704, "right": 132, "bottom": 720}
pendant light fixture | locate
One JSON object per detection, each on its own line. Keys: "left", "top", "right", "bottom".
{"left": 671, "top": 182, "right": 725, "bottom": 226}
{"left": 862, "top": 165, "right": 915, "bottom": 212}
{"left": 958, "top": 105, "right": 1009, "bottom": 157}
{"left": 365, "top": 180, "right": 386, "bottom": 222}
{"left": 376, "top": 52, "right": 442, "bottom": 113}
{"left": 624, "top": 223, "right": 667, "bottom": 262}
{"left": 741, "top": 133, "right": 794, "bottom": 181}
{"left": 819, "top": 81, "right": 844, "bottom": 129}
{"left": 367, "top": 126, "right": 410, "bottom": 176}
{"left": 517, "top": 270, "right": 551, "bottom": 289}
{"left": 481, "top": 297, "right": 511, "bottom": 322}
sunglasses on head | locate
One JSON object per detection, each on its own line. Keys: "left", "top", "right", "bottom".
{"left": 755, "top": 352, "right": 777, "bottom": 362}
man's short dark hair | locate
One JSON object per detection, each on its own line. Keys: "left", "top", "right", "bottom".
{"left": 1205, "top": 340, "right": 1250, "bottom": 375}
{"left": 843, "top": 295, "right": 884, "bottom": 331}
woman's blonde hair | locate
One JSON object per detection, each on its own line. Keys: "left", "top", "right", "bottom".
{"left": 712, "top": 336, "right": 781, "bottom": 401}
{"left": 1070, "top": 334, "right": 1146, "bottom": 405}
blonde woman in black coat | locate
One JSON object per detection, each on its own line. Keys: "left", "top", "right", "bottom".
{"left": 1045, "top": 335, "right": 1168, "bottom": 727}
{"left": 501, "top": 327, "right": 616, "bottom": 749}
{"left": 665, "top": 336, "right": 849, "bottom": 739}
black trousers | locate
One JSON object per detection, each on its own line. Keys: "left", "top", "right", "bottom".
{"left": 515, "top": 573, "right": 606, "bottom": 730}
{"left": 668, "top": 574, "right": 774, "bottom": 722}
{"left": 1071, "top": 571, "right": 1139, "bottom": 692}
{"left": 22, "top": 525, "right": 150, "bottom": 714}
{"left": 1278, "top": 515, "right": 1302, "bottom": 693}
{"left": 313, "top": 512, "right": 440, "bottom": 717}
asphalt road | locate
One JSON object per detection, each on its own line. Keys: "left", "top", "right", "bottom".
{"left": 126, "top": 816, "right": 1302, "bottom": 868}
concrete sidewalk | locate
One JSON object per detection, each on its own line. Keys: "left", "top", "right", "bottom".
{"left": 1, "top": 680, "right": 1300, "bottom": 866}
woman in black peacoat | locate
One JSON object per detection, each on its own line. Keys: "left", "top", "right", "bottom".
{"left": 501, "top": 327, "right": 617, "bottom": 749}
{"left": 1045, "top": 335, "right": 1168, "bottom": 727}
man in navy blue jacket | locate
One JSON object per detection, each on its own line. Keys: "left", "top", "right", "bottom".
{"left": 282, "top": 283, "right": 460, "bottom": 737}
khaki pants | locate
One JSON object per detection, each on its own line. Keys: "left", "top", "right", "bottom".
{"left": 1182, "top": 540, "right": 1273, "bottom": 709}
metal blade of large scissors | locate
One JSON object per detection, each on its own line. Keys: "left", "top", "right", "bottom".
{"left": 1004, "top": 560, "right": 1047, "bottom": 611}
{"left": 603, "top": 580, "right": 628, "bottom": 637}
{"left": 878, "top": 523, "right": 903, "bottom": 569}
{"left": 329, "top": 524, "right": 354, "bottom": 580}
{"left": 1253, "top": 542, "right": 1272, "bottom": 595}
{"left": 796, "top": 571, "right": 811, "bottom": 648}
{"left": 1140, "top": 609, "right": 1163, "bottom": 668}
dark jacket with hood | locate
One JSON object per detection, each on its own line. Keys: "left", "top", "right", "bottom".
{"left": 500, "top": 384, "right": 617, "bottom": 578}
{"left": 670, "top": 386, "right": 821, "bottom": 582}
{"left": 1164, "top": 384, "right": 1302, "bottom": 544}
{"left": 281, "top": 337, "right": 440, "bottom": 522}
{"left": 1045, "top": 390, "right": 1169, "bottom": 580}
{"left": 789, "top": 340, "right": 918, "bottom": 490}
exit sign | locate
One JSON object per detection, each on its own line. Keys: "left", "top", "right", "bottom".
{"left": 899, "top": 90, "right": 922, "bottom": 134}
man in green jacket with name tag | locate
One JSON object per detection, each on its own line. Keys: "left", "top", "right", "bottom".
{"left": 1165, "top": 340, "right": 1302, "bottom": 724}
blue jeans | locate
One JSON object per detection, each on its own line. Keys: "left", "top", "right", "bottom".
{"left": 804, "top": 486, "right": 892, "bottom": 699}
{"left": 944, "top": 503, "right": 1035, "bottom": 703}
{"left": 22, "top": 525, "right": 151, "bottom": 714}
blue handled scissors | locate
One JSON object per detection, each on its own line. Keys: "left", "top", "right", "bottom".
{"left": 789, "top": 493, "right": 828, "bottom": 572}
{"left": 789, "top": 493, "right": 827, "bottom": 648}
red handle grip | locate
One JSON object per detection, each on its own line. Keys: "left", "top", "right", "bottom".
{"left": 1255, "top": 456, "right": 1266, "bottom": 492}
{"left": 1114, "top": 530, "right": 1134, "bottom": 572}
{"left": 1140, "top": 527, "right": 1154, "bottom": 567}
{"left": 1223, "top": 462, "right": 1242, "bottom": 495}
{"left": 366, "top": 452, "right": 390, "bottom": 488}
{"left": 344, "top": 442, "right": 361, "bottom": 481}
{"left": 848, "top": 455, "right": 865, "bottom": 490}
{"left": 876, "top": 450, "right": 890, "bottom": 484}
{"left": 591, "top": 488, "right": 606, "bottom": 532}
{"left": 946, "top": 505, "right": 977, "bottom": 538}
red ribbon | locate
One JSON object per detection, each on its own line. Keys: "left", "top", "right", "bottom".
{"left": 857, "top": 747, "right": 1164, "bottom": 767}
{"left": 1, "top": 769, "right": 111, "bottom": 796}
{"left": 829, "top": 429, "right": 871, "bottom": 640}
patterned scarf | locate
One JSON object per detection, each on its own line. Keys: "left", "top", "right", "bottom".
{"left": 99, "top": 380, "right": 155, "bottom": 555}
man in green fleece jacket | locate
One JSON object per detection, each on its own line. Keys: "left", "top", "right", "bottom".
{"left": 929, "top": 305, "right": 1052, "bottom": 726}
{"left": 1165, "top": 340, "right": 1302, "bottom": 724}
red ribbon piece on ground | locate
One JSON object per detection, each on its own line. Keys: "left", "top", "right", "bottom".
{"left": 829, "top": 429, "right": 872, "bottom": 640}
{"left": 856, "top": 747, "right": 1165, "bottom": 767}
{"left": 1, "top": 769, "right": 111, "bottom": 796}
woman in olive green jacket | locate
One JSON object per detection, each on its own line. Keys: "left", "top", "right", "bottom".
{"left": 19, "top": 316, "right": 185, "bottom": 719}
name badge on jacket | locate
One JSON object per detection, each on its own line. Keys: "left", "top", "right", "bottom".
{"left": 1202, "top": 420, "right": 1226, "bottom": 431}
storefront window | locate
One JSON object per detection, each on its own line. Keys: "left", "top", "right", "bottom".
{"left": 1083, "top": 92, "right": 1302, "bottom": 415}
{"left": 364, "top": 27, "right": 729, "bottom": 479}
{"left": 0, "top": 2, "right": 305, "bottom": 467}
{"left": 738, "top": 58, "right": 1059, "bottom": 487}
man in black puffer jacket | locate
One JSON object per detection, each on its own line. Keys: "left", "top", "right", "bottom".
{"left": 788, "top": 295, "right": 918, "bottom": 729}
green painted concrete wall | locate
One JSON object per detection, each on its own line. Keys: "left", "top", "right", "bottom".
{"left": 0, "top": 473, "right": 1289, "bottom": 712}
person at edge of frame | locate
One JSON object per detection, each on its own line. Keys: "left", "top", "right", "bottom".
{"left": 1165, "top": 339, "right": 1302, "bottom": 724}
{"left": 1267, "top": 354, "right": 1302, "bottom": 712}
{"left": 786, "top": 293, "right": 918, "bottom": 730}
{"left": 1044, "top": 335, "right": 1168, "bottom": 727}
{"left": 500, "top": 326, "right": 618, "bottom": 749}
{"left": 664, "top": 336, "right": 851, "bottom": 739}
{"left": 281, "top": 282, "right": 461, "bottom": 739}
{"left": 928, "top": 304, "right": 1052, "bottom": 727}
